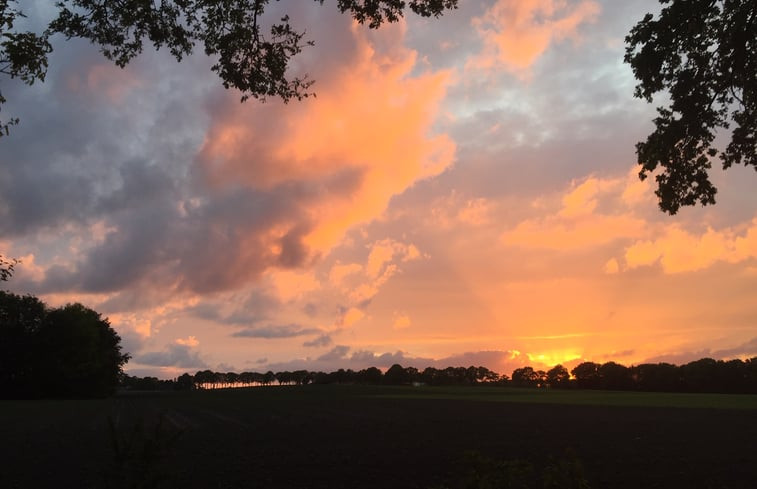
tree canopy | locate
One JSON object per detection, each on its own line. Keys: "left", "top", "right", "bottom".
{"left": 0, "top": 290, "right": 130, "bottom": 398}
{"left": 625, "top": 0, "right": 756, "bottom": 214}
{"left": 0, "top": 0, "right": 457, "bottom": 135}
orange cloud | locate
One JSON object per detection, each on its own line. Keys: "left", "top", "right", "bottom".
{"left": 393, "top": 313, "right": 411, "bottom": 330}
{"left": 340, "top": 307, "right": 365, "bottom": 328}
{"left": 431, "top": 191, "right": 494, "bottom": 228}
{"left": 328, "top": 262, "right": 363, "bottom": 286}
{"left": 326, "top": 239, "right": 424, "bottom": 307}
{"left": 471, "top": 0, "right": 600, "bottom": 75}
{"left": 503, "top": 213, "right": 646, "bottom": 250}
{"left": 559, "top": 177, "right": 604, "bottom": 218}
{"left": 622, "top": 219, "right": 757, "bottom": 273}
{"left": 501, "top": 172, "right": 651, "bottom": 251}
{"left": 268, "top": 270, "right": 321, "bottom": 302}
{"left": 198, "top": 22, "right": 455, "bottom": 258}
{"left": 175, "top": 335, "right": 200, "bottom": 347}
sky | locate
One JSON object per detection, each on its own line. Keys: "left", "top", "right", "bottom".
{"left": 2, "top": 0, "right": 756, "bottom": 379}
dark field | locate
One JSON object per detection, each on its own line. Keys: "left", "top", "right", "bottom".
{"left": 2, "top": 385, "right": 757, "bottom": 488}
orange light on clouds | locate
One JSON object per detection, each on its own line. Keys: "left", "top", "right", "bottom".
{"left": 623, "top": 220, "right": 757, "bottom": 274}
{"left": 470, "top": 0, "right": 600, "bottom": 75}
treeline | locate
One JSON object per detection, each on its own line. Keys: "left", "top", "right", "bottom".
{"left": 513, "top": 358, "right": 757, "bottom": 394}
{"left": 127, "top": 358, "right": 757, "bottom": 394}
{"left": 122, "top": 364, "right": 502, "bottom": 391}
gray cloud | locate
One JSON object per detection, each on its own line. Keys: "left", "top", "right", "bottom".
{"left": 232, "top": 324, "right": 321, "bottom": 339}
{"left": 133, "top": 343, "right": 207, "bottom": 368}
{"left": 713, "top": 337, "right": 757, "bottom": 359}
{"left": 216, "top": 362, "right": 238, "bottom": 372}
{"left": 303, "top": 334, "right": 332, "bottom": 348}
{"left": 117, "top": 328, "right": 148, "bottom": 358}
{"left": 643, "top": 337, "right": 757, "bottom": 365}
{"left": 187, "top": 290, "right": 280, "bottom": 326}
{"left": 316, "top": 345, "right": 350, "bottom": 362}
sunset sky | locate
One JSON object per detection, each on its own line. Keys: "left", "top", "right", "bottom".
{"left": 2, "top": 0, "right": 756, "bottom": 378}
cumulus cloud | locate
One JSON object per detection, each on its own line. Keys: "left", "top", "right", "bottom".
{"left": 197, "top": 22, "right": 455, "bottom": 258}
{"left": 2, "top": 7, "right": 454, "bottom": 309}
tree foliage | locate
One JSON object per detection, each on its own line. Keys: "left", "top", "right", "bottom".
{"left": 0, "top": 0, "right": 52, "bottom": 136}
{"left": 0, "top": 253, "right": 18, "bottom": 281}
{"left": 0, "top": 290, "right": 130, "bottom": 398}
{"left": 0, "top": 0, "right": 457, "bottom": 135}
{"left": 625, "top": 0, "right": 757, "bottom": 214}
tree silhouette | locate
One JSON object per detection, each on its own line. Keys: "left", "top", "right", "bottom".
{"left": 631, "top": 363, "right": 680, "bottom": 392}
{"left": 0, "top": 291, "right": 46, "bottom": 397}
{"left": 597, "top": 361, "right": 632, "bottom": 390}
{"left": 511, "top": 366, "right": 543, "bottom": 387}
{"left": 384, "top": 363, "right": 410, "bottom": 385}
{"left": 571, "top": 362, "right": 601, "bottom": 390}
{"left": 176, "top": 372, "right": 194, "bottom": 390}
{"left": 546, "top": 364, "right": 570, "bottom": 388}
{"left": 0, "top": 291, "right": 129, "bottom": 398}
{"left": 1, "top": 0, "right": 458, "bottom": 135}
{"left": 357, "top": 366, "right": 383, "bottom": 384}
{"left": 39, "top": 303, "right": 130, "bottom": 397}
{"left": 625, "top": 0, "right": 757, "bottom": 214}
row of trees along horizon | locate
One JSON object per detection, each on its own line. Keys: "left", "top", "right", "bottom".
{"left": 124, "top": 356, "right": 757, "bottom": 395}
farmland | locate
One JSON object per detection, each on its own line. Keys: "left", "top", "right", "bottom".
{"left": 2, "top": 385, "right": 757, "bottom": 488}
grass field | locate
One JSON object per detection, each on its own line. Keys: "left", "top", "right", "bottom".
{"left": 2, "top": 385, "right": 756, "bottom": 488}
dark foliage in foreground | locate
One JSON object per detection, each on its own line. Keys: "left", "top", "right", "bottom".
{"left": 0, "top": 290, "right": 130, "bottom": 398}
{"left": 127, "top": 356, "right": 757, "bottom": 394}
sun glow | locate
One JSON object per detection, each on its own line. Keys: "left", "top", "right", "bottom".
{"left": 526, "top": 351, "right": 583, "bottom": 367}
